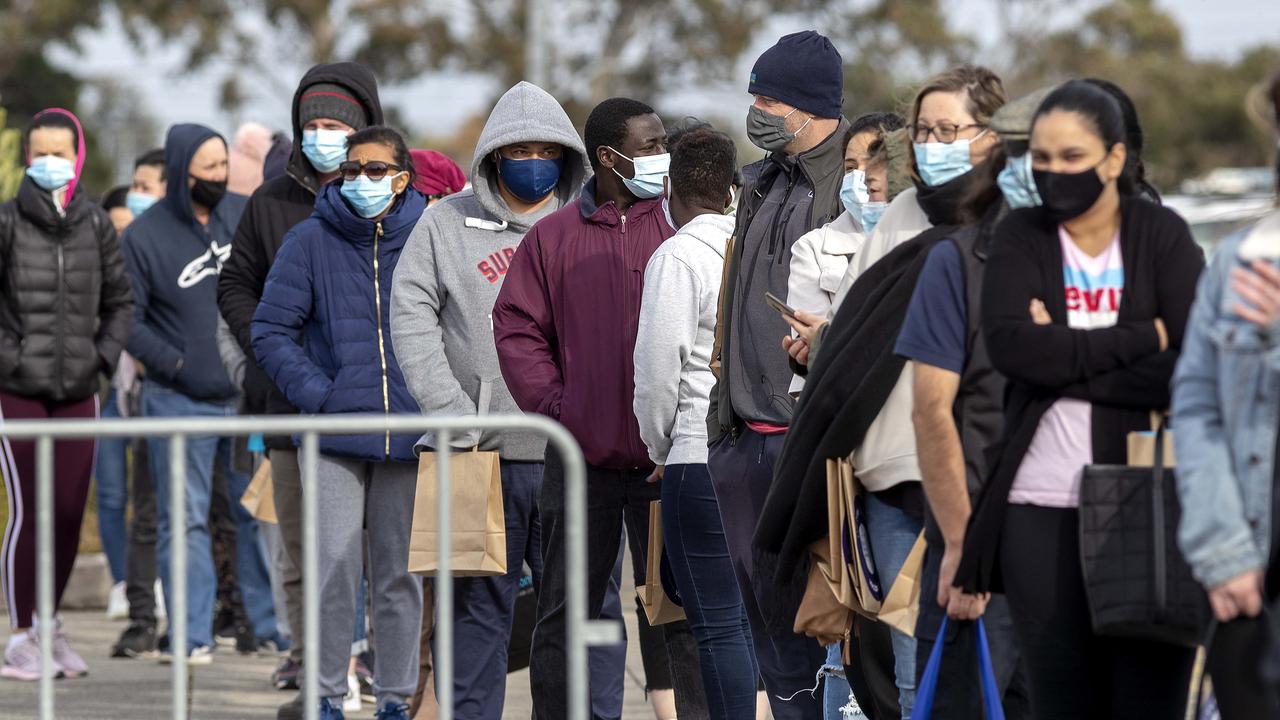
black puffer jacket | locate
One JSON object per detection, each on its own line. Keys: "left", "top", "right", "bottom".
{"left": 0, "top": 178, "right": 134, "bottom": 401}
{"left": 218, "top": 62, "right": 383, "bottom": 445}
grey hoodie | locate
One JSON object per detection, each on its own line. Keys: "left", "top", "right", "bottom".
{"left": 390, "top": 81, "right": 588, "bottom": 460}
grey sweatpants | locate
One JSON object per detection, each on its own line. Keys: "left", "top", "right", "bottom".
{"left": 313, "top": 455, "right": 422, "bottom": 706}
{"left": 269, "top": 448, "right": 304, "bottom": 664}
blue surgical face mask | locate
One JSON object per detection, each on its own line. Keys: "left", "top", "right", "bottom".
{"left": 996, "top": 152, "right": 1042, "bottom": 209}
{"left": 340, "top": 172, "right": 404, "bottom": 218}
{"left": 497, "top": 156, "right": 564, "bottom": 203}
{"left": 913, "top": 130, "right": 986, "bottom": 187}
{"left": 27, "top": 155, "right": 76, "bottom": 191}
{"left": 608, "top": 148, "right": 670, "bottom": 199}
{"left": 301, "top": 129, "right": 350, "bottom": 173}
{"left": 858, "top": 201, "right": 888, "bottom": 236}
{"left": 126, "top": 191, "right": 159, "bottom": 218}
{"left": 839, "top": 169, "right": 870, "bottom": 217}
{"left": 840, "top": 169, "right": 887, "bottom": 235}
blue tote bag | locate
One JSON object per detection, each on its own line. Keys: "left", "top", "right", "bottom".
{"left": 913, "top": 616, "right": 1005, "bottom": 720}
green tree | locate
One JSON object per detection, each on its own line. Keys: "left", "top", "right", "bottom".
{"left": 1008, "top": 0, "right": 1279, "bottom": 187}
{"left": 0, "top": 106, "right": 24, "bottom": 202}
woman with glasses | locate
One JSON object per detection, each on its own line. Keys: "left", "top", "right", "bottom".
{"left": 251, "top": 125, "right": 425, "bottom": 720}
{"left": 782, "top": 65, "right": 1007, "bottom": 719}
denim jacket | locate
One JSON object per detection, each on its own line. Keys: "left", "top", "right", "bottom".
{"left": 1172, "top": 210, "right": 1280, "bottom": 590}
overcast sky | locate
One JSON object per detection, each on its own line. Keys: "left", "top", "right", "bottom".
{"left": 46, "top": 0, "right": 1280, "bottom": 159}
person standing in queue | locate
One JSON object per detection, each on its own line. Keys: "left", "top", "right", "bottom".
{"left": 959, "top": 80, "right": 1204, "bottom": 719}
{"left": 494, "top": 97, "right": 710, "bottom": 718}
{"left": 218, "top": 62, "right": 383, "bottom": 716}
{"left": 705, "top": 30, "right": 849, "bottom": 720}
{"left": 633, "top": 127, "right": 756, "bottom": 719}
{"left": 391, "top": 81, "right": 591, "bottom": 720}
{"left": 121, "top": 122, "right": 279, "bottom": 665}
{"left": 0, "top": 108, "right": 134, "bottom": 682}
{"left": 891, "top": 88, "right": 1054, "bottom": 719}
{"left": 252, "top": 126, "right": 425, "bottom": 720}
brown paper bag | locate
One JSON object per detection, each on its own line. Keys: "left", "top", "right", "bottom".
{"left": 1127, "top": 412, "right": 1176, "bottom": 468}
{"left": 795, "top": 539, "right": 854, "bottom": 645}
{"left": 240, "top": 459, "right": 277, "bottom": 524}
{"left": 409, "top": 449, "right": 506, "bottom": 576}
{"left": 876, "top": 532, "right": 926, "bottom": 637}
{"left": 822, "top": 458, "right": 858, "bottom": 609}
{"left": 637, "top": 500, "right": 686, "bottom": 626}
{"left": 839, "top": 471, "right": 884, "bottom": 617}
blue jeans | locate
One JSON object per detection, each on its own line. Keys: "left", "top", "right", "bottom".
{"left": 144, "top": 383, "right": 276, "bottom": 649}
{"left": 707, "top": 429, "right": 827, "bottom": 720}
{"left": 865, "top": 490, "right": 924, "bottom": 719}
{"left": 432, "top": 460, "right": 544, "bottom": 719}
{"left": 822, "top": 644, "right": 853, "bottom": 719}
{"left": 95, "top": 388, "right": 129, "bottom": 582}
{"left": 662, "top": 463, "right": 757, "bottom": 720}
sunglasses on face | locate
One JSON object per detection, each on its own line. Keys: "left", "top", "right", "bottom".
{"left": 338, "top": 161, "right": 403, "bottom": 182}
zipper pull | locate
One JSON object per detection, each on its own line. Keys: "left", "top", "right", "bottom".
{"left": 620, "top": 213, "right": 627, "bottom": 234}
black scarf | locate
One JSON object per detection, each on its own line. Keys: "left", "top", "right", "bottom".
{"left": 914, "top": 169, "right": 979, "bottom": 227}
{"left": 751, "top": 223, "right": 958, "bottom": 630}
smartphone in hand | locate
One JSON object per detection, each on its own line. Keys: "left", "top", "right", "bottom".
{"left": 765, "top": 291, "right": 797, "bottom": 320}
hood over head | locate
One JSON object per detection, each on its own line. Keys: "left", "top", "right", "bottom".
{"left": 25, "top": 107, "right": 87, "bottom": 201}
{"left": 289, "top": 62, "right": 384, "bottom": 194}
{"left": 162, "top": 123, "right": 224, "bottom": 224}
{"left": 471, "top": 81, "right": 588, "bottom": 230}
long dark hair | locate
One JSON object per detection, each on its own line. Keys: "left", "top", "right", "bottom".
{"left": 1033, "top": 80, "right": 1135, "bottom": 196}
{"left": 1083, "top": 78, "right": 1159, "bottom": 202}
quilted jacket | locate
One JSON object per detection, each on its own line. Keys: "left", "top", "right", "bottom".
{"left": 0, "top": 177, "right": 134, "bottom": 401}
{"left": 251, "top": 182, "right": 426, "bottom": 462}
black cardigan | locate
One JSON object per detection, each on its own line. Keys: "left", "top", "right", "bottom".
{"left": 956, "top": 197, "right": 1205, "bottom": 593}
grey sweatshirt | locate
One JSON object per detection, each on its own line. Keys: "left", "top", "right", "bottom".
{"left": 389, "top": 81, "right": 588, "bottom": 460}
{"left": 633, "top": 212, "right": 734, "bottom": 466}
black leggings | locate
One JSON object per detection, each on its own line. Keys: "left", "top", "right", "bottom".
{"left": 1000, "top": 504, "right": 1195, "bottom": 720}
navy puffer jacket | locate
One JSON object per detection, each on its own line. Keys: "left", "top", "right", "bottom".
{"left": 251, "top": 182, "right": 426, "bottom": 462}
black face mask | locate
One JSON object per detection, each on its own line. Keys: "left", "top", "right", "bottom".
{"left": 189, "top": 177, "right": 228, "bottom": 209}
{"left": 1033, "top": 165, "right": 1106, "bottom": 224}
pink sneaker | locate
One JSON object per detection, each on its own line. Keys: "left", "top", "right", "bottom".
{"left": 1, "top": 631, "right": 62, "bottom": 682}
{"left": 52, "top": 629, "right": 88, "bottom": 678}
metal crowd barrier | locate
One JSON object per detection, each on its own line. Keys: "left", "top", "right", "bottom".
{"left": 4, "top": 413, "right": 618, "bottom": 720}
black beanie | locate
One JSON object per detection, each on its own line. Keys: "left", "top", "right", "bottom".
{"left": 299, "top": 82, "right": 368, "bottom": 130}
{"left": 748, "top": 31, "right": 844, "bottom": 119}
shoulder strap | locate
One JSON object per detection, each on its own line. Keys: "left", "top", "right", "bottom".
{"left": 710, "top": 235, "right": 736, "bottom": 380}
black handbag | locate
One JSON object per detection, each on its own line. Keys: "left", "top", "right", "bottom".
{"left": 1078, "top": 421, "right": 1208, "bottom": 647}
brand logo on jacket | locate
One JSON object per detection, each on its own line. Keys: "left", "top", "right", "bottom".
{"left": 178, "top": 241, "right": 232, "bottom": 289}
{"left": 478, "top": 247, "right": 517, "bottom": 284}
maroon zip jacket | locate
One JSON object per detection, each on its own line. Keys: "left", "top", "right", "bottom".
{"left": 493, "top": 178, "right": 675, "bottom": 469}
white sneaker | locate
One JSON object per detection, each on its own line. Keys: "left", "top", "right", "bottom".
{"left": 106, "top": 581, "right": 128, "bottom": 621}
{"left": 154, "top": 580, "right": 166, "bottom": 622}
{"left": 51, "top": 629, "right": 88, "bottom": 678}
{"left": 158, "top": 645, "right": 213, "bottom": 666}
{"left": 2, "top": 630, "right": 59, "bottom": 682}
{"left": 343, "top": 674, "right": 362, "bottom": 712}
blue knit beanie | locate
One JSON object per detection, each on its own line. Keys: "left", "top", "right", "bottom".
{"left": 748, "top": 31, "right": 844, "bottom": 119}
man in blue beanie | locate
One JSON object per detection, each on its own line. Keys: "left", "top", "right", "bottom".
{"left": 705, "top": 29, "right": 850, "bottom": 720}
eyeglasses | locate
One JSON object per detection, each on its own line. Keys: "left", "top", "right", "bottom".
{"left": 338, "top": 161, "right": 403, "bottom": 182}
{"left": 912, "top": 122, "right": 987, "bottom": 144}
